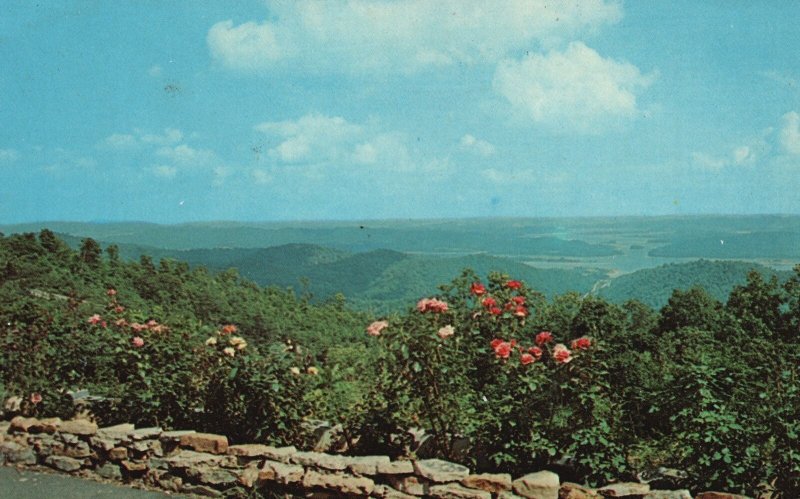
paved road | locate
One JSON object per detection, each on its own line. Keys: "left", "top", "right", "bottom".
{"left": 0, "top": 466, "right": 181, "bottom": 498}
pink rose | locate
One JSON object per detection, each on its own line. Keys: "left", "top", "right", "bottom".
{"left": 366, "top": 320, "right": 389, "bottom": 337}
{"left": 132, "top": 336, "right": 144, "bottom": 348}
{"left": 553, "top": 344, "right": 573, "bottom": 364}
{"left": 437, "top": 325, "right": 455, "bottom": 339}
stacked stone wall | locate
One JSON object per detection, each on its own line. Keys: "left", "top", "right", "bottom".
{"left": 0, "top": 417, "right": 747, "bottom": 499}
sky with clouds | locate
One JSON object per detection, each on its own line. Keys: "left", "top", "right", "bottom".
{"left": 1, "top": 0, "right": 799, "bottom": 223}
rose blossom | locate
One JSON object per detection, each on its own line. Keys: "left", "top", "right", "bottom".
{"left": 416, "top": 298, "right": 449, "bottom": 313}
{"left": 290, "top": 367, "right": 301, "bottom": 375}
{"left": 505, "top": 280, "right": 522, "bottom": 289}
{"left": 366, "top": 320, "right": 389, "bottom": 336}
{"left": 553, "top": 344, "right": 573, "bottom": 364}
{"left": 307, "top": 366, "right": 319, "bottom": 375}
{"left": 205, "top": 336, "right": 218, "bottom": 346}
{"left": 437, "top": 325, "right": 455, "bottom": 339}
{"left": 132, "top": 336, "right": 144, "bottom": 348}
{"left": 535, "top": 331, "right": 553, "bottom": 345}
{"left": 106, "top": 288, "right": 117, "bottom": 296}
{"left": 223, "top": 347, "right": 236, "bottom": 357}
{"left": 571, "top": 337, "right": 592, "bottom": 350}
{"left": 528, "top": 346, "right": 543, "bottom": 360}
{"left": 481, "top": 297, "right": 497, "bottom": 308}
{"left": 489, "top": 306, "right": 502, "bottom": 316}
{"left": 513, "top": 305, "right": 528, "bottom": 318}
{"left": 87, "top": 314, "right": 102, "bottom": 325}
{"left": 220, "top": 324, "right": 238, "bottom": 335}
{"left": 493, "top": 341, "right": 512, "bottom": 359}
{"left": 511, "top": 296, "right": 526, "bottom": 305}
{"left": 520, "top": 353, "right": 535, "bottom": 365}
{"left": 30, "top": 392, "right": 42, "bottom": 405}
{"left": 470, "top": 282, "right": 486, "bottom": 295}
{"left": 490, "top": 338, "right": 504, "bottom": 349}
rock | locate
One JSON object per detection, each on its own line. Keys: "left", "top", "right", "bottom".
{"left": 643, "top": 491, "right": 691, "bottom": 499}
{"left": 62, "top": 440, "right": 92, "bottom": 458}
{"left": 107, "top": 446, "right": 128, "bottom": 461}
{"left": 499, "top": 492, "right": 527, "bottom": 499}
{"left": 181, "top": 484, "right": 223, "bottom": 497}
{"left": 429, "top": 483, "right": 492, "bottom": 499}
{"left": 45, "top": 455, "right": 83, "bottom": 472}
{"left": 302, "top": 469, "right": 375, "bottom": 495}
{"left": 639, "top": 468, "right": 689, "bottom": 489}
{"left": 378, "top": 459, "right": 416, "bottom": 474}
{"left": 164, "top": 449, "right": 237, "bottom": 469}
{"left": 227, "top": 443, "right": 273, "bottom": 457}
{"left": 128, "top": 427, "right": 162, "bottom": 440}
{"left": 148, "top": 456, "right": 170, "bottom": 470}
{"left": 598, "top": 482, "right": 651, "bottom": 497}
{"left": 179, "top": 432, "right": 228, "bottom": 454}
{"left": 90, "top": 437, "right": 117, "bottom": 451}
{"left": 387, "top": 474, "right": 431, "bottom": 496}
{"left": 291, "top": 450, "right": 349, "bottom": 470}
{"left": 151, "top": 471, "right": 183, "bottom": 492}
{"left": 0, "top": 441, "right": 36, "bottom": 465}
{"left": 260, "top": 444, "right": 297, "bottom": 462}
{"left": 58, "top": 419, "right": 98, "bottom": 436}
{"left": 30, "top": 417, "right": 62, "bottom": 434}
{"left": 96, "top": 463, "right": 122, "bottom": 479}
{"left": 120, "top": 459, "right": 148, "bottom": 472}
{"left": 372, "top": 484, "right": 418, "bottom": 499}
{"left": 462, "top": 473, "right": 513, "bottom": 494}
{"left": 32, "top": 434, "right": 63, "bottom": 455}
{"left": 513, "top": 471, "right": 560, "bottom": 499}
{"left": 131, "top": 438, "right": 162, "bottom": 456}
{"left": 159, "top": 429, "right": 195, "bottom": 441}
{"left": 259, "top": 460, "right": 305, "bottom": 485}
{"left": 560, "top": 482, "right": 602, "bottom": 499}
{"left": 98, "top": 423, "right": 135, "bottom": 435}
{"left": 312, "top": 423, "right": 347, "bottom": 452}
{"left": 694, "top": 494, "right": 751, "bottom": 499}
{"left": 186, "top": 466, "right": 238, "bottom": 486}
{"left": 9, "top": 416, "right": 39, "bottom": 433}
{"left": 347, "top": 455, "right": 391, "bottom": 475}
{"left": 59, "top": 433, "right": 79, "bottom": 445}
{"left": 237, "top": 463, "right": 260, "bottom": 488}
{"left": 414, "top": 459, "right": 470, "bottom": 483}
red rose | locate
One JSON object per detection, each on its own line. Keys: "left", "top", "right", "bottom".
{"left": 505, "top": 280, "right": 522, "bottom": 289}
{"left": 482, "top": 297, "right": 497, "bottom": 308}
{"left": 511, "top": 296, "right": 526, "bottom": 305}
{"left": 535, "top": 331, "right": 553, "bottom": 345}
{"left": 493, "top": 341, "right": 512, "bottom": 359}
{"left": 571, "top": 337, "right": 592, "bottom": 350}
{"left": 489, "top": 306, "right": 502, "bottom": 315}
{"left": 470, "top": 282, "right": 486, "bottom": 295}
{"left": 514, "top": 305, "right": 528, "bottom": 317}
{"left": 520, "top": 353, "right": 535, "bottom": 365}
{"left": 528, "top": 346, "right": 543, "bottom": 360}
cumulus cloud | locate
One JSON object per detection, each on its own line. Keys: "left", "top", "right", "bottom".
{"left": 780, "top": 111, "right": 800, "bottom": 155}
{"left": 208, "top": 0, "right": 622, "bottom": 73}
{"left": 0, "top": 148, "right": 19, "bottom": 163}
{"left": 492, "top": 42, "right": 654, "bottom": 131}
{"left": 156, "top": 144, "right": 215, "bottom": 166}
{"left": 692, "top": 152, "right": 728, "bottom": 171}
{"left": 141, "top": 128, "right": 183, "bottom": 146}
{"left": 101, "top": 128, "right": 183, "bottom": 149}
{"left": 252, "top": 169, "right": 273, "bottom": 184}
{"left": 255, "top": 113, "right": 416, "bottom": 170}
{"left": 152, "top": 165, "right": 178, "bottom": 178}
{"left": 460, "top": 134, "right": 495, "bottom": 156}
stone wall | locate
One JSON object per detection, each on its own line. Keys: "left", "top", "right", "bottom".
{"left": 0, "top": 416, "right": 746, "bottom": 499}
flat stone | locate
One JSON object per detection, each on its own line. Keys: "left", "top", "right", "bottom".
{"left": 302, "top": 469, "right": 375, "bottom": 496}
{"left": 259, "top": 460, "right": 305, "bottom": 485}
{"left": 186, "top": 466, "right": 238, "bottom": 486}
{"left": 498, "top": 492, "right": 526, "bottom": 499}
{"left": 9, "top": 416, "right": 38, "bottom": 433}
{"left": 643, "top": 492, "right": 692, "bottom": 499}
{"left": 148, "top": 456, "right": 170, "bottom": 470}
{"left": 30, "top": 417, "right": 62, "bottom": 434}
{"left": 429, "top": 483, "right": 493, "bottom": 499}
{"left": 164, "top": 449, "right": 237, "bottom": 469}
{"left": 129, "top": 427, "right": 162, "bottom": 440}
{"left": 348, "top": 455, "right": 392, "bottom": 475}
{"left": 227, "top": 443, "right": 273, "bottom": 457}
{"left": 98, "top": 423, "right": 135, "bottom": 435}
{"left": 108, "top": 446, "right": 128, "bottom": 461}
{"left": 291, "top": 450, "right": 348, "bottom": 470}
{"left": 62, "top": 440, "right": 92, "bottom": 458}
{"left": 461, "top": 473, "right": 513, "bottom": 493}
{"left": 58, "top": 419, "right": 98, "bottom": 436}
{"left": 0, "top": 421, "right": 11, "bottom": 434}
{"left": 387, "top": 474, "right": 431, "bottom": 496}
{"left": 159, "top": 429, "right": 196, "bottom": 441}
{"left": 372, "top": 484, "right": 418, "bottom": 499}
{"left": 45, "top": 454, "right": 83, "bottom": 472}
{"left": 181, "top": 484, "right": 223, "bottom": 497}
{"left": 59, "top": 433, "right": 80, "bottom": 445}
{"left": 513, "top": 471, "right": 560, "bottom": 499}
{"left": 378, "top": 459, "right": 416, "bottom": 474}
{"left": 260, "top": 444, "right": 297, "bottom": 462}
{"left": 90, "top": 437, "right": 117, "bottom": 451}
{"left": 179, "top": 432, "right": 228, "bottom": 454}
{"left": 598, "top": 483, "right": 651, "bottom": 497}
{"left": 131, "top": 439, "right": 162, "bottom": 455}
{"left": 96, "top": 463, "right": 122, "bottom": 479}
{"left": 120, "top": 459, "right": 148, "bottom": 472}
{"left": 414, "top": 459, "right": 470, "bottom": 483}
{"left": 694, "top": 494, "right": 750, "bottom": 499}
{"left": 1, "top": 442, "right": 36, "bottom": 465}
{"left": 560, "top": 482, "right": 602, "bottom": 499}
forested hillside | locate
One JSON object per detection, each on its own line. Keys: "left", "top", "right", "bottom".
{"left": 3, "top": 229, "right": 800, "bottom": 495}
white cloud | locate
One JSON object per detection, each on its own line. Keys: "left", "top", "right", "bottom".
{"left": 141, "top": 128, "right": 183, "bottom": 146}
{"left": 492, "top": 42, "right": 654, "bottom": 131}
{"left": 208, "top": 0, "right": 622, "bottom": 73}
{"left": 257, "top": 114, "right": 363, "bottom": 163}
{"left": 692, "top": 152, "right": 727, "bottom": 171}
{"left": 103, "top": 133, "right": 137, "bottom": 149}
{"left": 0, "top": 148, "right": 19, "bottom": 162}
{"left": 460, "top": 134, "right": 495, "bottom": 157}
{"left": 156, "top": 144, "right": 215, "bottom": 166}
{"left": 780, "top": 111, "right": 800, "bottom": 155}
{"left": 252, "top": 169, "right": 273, "bottom": 184}
{"left": 148, "top": 65, "right": 163, "bottom": 77}
{"left": 152, "top": 165, "right": 178, "bottom": 178}
{"left": 481, "top": 167, "right": 536, "bottom": 184}
{"left": 733, "top": 145, "right": 755, "bottom": 165}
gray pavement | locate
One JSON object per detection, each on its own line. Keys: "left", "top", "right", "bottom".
{"left": 0, "top": 466, "right": 182, "bottom": 498}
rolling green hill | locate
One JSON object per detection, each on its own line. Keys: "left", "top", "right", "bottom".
{"left": 597, "top": 259, "right": 792, "bottom": 309}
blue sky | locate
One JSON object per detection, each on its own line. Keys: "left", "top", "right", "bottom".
{"left": 1, "top": 0, "right": 799, "bottom": 223}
